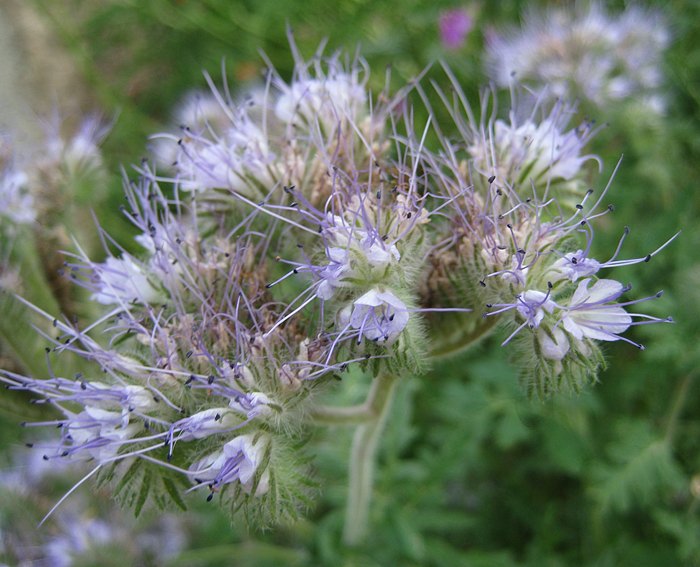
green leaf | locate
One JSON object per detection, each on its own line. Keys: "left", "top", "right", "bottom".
{"left": 589, "top": 421, "right": 685, "bottom": 514}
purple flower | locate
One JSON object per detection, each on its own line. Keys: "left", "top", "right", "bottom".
{"left": 439, "top": 8, "right": 473, "bottom": 50}
{"left": 338, "top": 288, "right": 410, "bottom": 344}
{"left": 560, "top": 278, "right": 633, "bottom": 343}
{"left": 189, "top": 433, "right": 270, "bottom": 496}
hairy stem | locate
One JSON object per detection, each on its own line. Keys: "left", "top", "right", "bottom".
{"left": 311, "top": 402, "right": 374, "bottom": 425}
{"left": 343, "top": 371, "right": 399, "bottom": 546}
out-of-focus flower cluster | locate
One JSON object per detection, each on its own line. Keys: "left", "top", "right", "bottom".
{"left": 0, "top": 449, "right": 187, "bottom": 566}
{"left": 0, "top": 115, "right": 108, "bottom": 315}
{"left": 0, "top": 12, "right": 674, "bottom": 528}
{"left": 485, "top": 2, "right": 669, "bottom": 112}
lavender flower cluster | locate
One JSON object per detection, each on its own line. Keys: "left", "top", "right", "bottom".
{"left": 0, "top": 14, "right": 675, "bottom": 531}
{"left": 485, "top": 2, "right": 669, "bottom": 112}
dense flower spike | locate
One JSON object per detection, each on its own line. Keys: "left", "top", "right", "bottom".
{"left": 0, "top": 36, "right": 676, "bottom": 534}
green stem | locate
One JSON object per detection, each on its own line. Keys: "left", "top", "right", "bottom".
{"left": 664, "top": 372, "right": 695, "bottom": 445}
{"left": 343, "top": 371, "right": 399, "bottom": 546}
{"left": 311, "top": 402, "right": 374, "bottom": 425}
{"left": 429, "top": 316, "right": 498, "bottom": 359}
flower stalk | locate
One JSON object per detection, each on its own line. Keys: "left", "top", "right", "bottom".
{"left": 343, "top": 371, "right": 399, "bottom": 546}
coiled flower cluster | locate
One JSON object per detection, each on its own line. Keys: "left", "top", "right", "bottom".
{"left": 1, "top": 41, "right": 675, "bottom": 529}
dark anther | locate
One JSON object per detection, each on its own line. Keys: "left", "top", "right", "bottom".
{"left": 607, "top": 204, "right": 615, "bottom": 212}
{"left": 185, "top": 375, "right": 195, "bottom": 385}
{"left": 208, "top": 375, "right": 215, "bottom": 384}
{"left": 25, "top": 443, "right": 33, "bottom": 448}
{"left": 488, "top": 175, "right": 496, "bottom": 184}
{"left": 576, "top": 204, "right": 583, "bottom": 210}
{"left": 547, "top": 281, "right": 553, "bottom": 289}
{"left": 479, "top": 280, "right": 486, "bottom": 287}
{"left": 214, "top": 413, "right": 221, "bottom": 421}
{"left": 186, "top": 351, "right": 193, "bottom": 359}
{"left": 207, "top": 493, "right": 214, "bottom": 502}
{"left": 644, "top": 254, "right": 652, "bottom": 262}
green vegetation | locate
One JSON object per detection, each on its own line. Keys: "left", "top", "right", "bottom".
{"left": 1, "top": 0, "right": 698, "bottom": 564}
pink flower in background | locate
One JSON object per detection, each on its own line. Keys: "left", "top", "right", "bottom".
{"left": 439, "top": 8, "right": 473, "bottom": 50}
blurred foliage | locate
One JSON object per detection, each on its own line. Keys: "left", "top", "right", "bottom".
{"left": 1, "top": 0, "right": 698, "bottom": 565}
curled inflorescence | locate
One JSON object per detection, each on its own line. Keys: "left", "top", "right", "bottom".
{"left": 1, "top": 36, "right": 675, "bottom": 527}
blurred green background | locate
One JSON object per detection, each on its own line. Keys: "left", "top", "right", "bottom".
{"left": 1, "top": 0, "right": 699, "bottom": 565}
